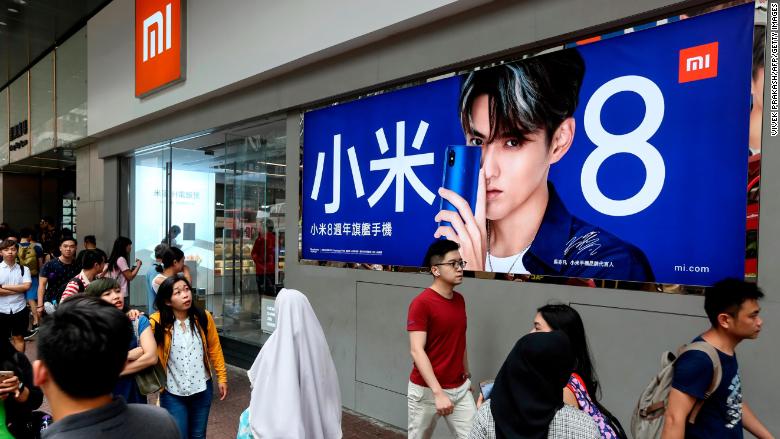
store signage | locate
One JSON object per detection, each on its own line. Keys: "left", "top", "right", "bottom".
{"left": 301, "top": 4, "right": 754, "bottom": 287}
{"left": 9, "top": 120, "right": 28, "bottom": 152}
{"left": 135, "top": 0, "right": 185, "bottom": 98}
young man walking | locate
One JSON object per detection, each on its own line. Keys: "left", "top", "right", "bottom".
{"left": 407, "top": 239, "right": 475, "bottom": 439}
{"left": 35, "top": 296, "right": 179, "bottom": 438}
{"left": 662, "top": 279, "right": 774, "bottom": 439}
{"left": 37, "top": 238, "right": 79, "bottom": 315}
{"left": 0, "top": 239, "right": 32, "bottom": 352}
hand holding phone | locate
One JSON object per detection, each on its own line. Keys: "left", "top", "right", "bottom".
{"left": 0, "top": 371, "right": 18, "bottom": 400}
{"left": 433, "top": 145, "right": 487, "bottom": 271}
{"left": 479, "top": 380, "right": 494, "bottom": 400}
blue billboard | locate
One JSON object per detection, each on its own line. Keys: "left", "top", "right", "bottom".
{"left": 302, "top": 4, "right": 754, "bottom": 286}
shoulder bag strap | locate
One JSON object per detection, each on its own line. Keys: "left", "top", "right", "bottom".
{"left": 678, "top": 341, "right": 722, "bottom": 424}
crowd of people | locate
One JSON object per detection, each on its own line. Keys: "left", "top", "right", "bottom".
{"left": 0, "top": 220, "right": 235, "bottom": 438}
{"left": 407, "top": 239, "right": 773, "bottom": 439}
{"left": 0, "top": 218, "right": 772, "bottom": 439}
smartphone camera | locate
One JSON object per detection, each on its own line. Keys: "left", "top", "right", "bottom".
{"left": 448, "top": 149, "right": 456, "bottom": 167}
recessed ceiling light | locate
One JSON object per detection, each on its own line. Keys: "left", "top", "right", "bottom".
{"left": 0, "top": 22, "right": 6, "bottom": 26}
{"left": 13, "top": 0, "right": 27, "bottom": 5}
{"left": 7, "top": 8, "right": 19, "bottom": 13}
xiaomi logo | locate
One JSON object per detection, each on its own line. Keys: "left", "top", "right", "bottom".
{"left": 136, "top": 0, "right": 185, "bottom": 97}
{"left": 679, "top": 42, "right": 718, "bottom": 83}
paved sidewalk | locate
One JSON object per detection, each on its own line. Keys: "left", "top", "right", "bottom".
{"left": 26, "top": 339, "right": 405, "bottom": 438}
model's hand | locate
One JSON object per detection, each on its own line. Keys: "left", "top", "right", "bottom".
{"left": 476, "top": 393, "right": 484, "bottom": 409}
{"left": 434, "top": 168, "right": 487, "bottom": 271}
{"left": 218, "top": 382, "right": 228, "bottom": 400}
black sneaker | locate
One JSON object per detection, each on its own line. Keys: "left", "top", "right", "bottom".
{"left": 23, "top": 328, "right": 38, "bottom": 340}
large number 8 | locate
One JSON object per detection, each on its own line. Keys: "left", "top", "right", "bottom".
{"left": 582, "top": 75, "right": 665, "bottom": 217}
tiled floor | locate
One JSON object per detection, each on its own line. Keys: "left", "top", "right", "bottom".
{"left": 26, "top": 338, "right": 406, "bottom": 438}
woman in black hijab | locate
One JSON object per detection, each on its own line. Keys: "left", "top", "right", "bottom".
{"left": 468, "top": 331, "right": 599, "bottom": 439}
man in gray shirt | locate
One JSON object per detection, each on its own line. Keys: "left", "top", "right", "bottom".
{"left": 34, "top": 296, "right": 179, "bottom": 438}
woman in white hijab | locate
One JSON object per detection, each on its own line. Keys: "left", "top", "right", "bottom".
{"left": 237, "top": 288, "right": 342, "bottom": 439}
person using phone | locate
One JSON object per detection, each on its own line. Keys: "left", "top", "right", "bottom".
{"left": 435, "top": 49, "right": 654, "bottom": 282}
{"left": 468, "top": 331, "right": 599, "bottom": 439}
{"left": 0, "top": 334, "right": 43, "bottom": 438}
{"left": 532, "top": 304, "right": 626, "bottom": 438}
{"left": 105, "top": 237, "right": 142, "bottom": 299}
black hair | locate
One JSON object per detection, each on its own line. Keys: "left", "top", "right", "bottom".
{"left": 537, "top": 303, "right": 627, "bottom": 437}
{"left": 537, "top": 304, "right": 599, "bottom": 398}
{"left": 84, "top": 235, "right": 97, "bottom": 245}
{"left": 80, "top": 249, "right": 106, "bottom": 270}
{"left": 20, "top": 228, "right": 34, "bottom": 239}
{"left": 5, "top": 230, "right": 18, "bottom": 240}
{"left": 422, "top": 239, "right": 460, "bottom": 268}
{"left": 156, "top": 246, "right": 185, "bottom": 273}
{"left": 153, "top": 275, "right": 208, "bottom": 345}
{"left": 59, "top": 236, "right": 77, "bottom": 247}
{"left": 107, "top": 236, "right": 132, "bottom": 273}
{"left": 154, "top": 244, "right": 169, "bottom": 259}
{"left": 0, "top": 240, "right": 22, "bottom": 276}
{"left": 754, "top": 25, "right": 765, "bottom": 80}
{"left": 460, "top": 49, "right": 585, "bottom": 146}
{"left": 0, "top": 239, "right": 17, "bottom": 251}
{"left": 37, "top": 296, "right": 131, "bottom": 398}
{"left": 705, "top": 279, "right": 764, "bottom": 328}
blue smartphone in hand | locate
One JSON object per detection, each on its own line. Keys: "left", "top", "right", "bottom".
{"left": 439, "top": 145, "right": 482, "bottom": 228}
{"left": 480, "top": 380, "right": 494, "bottom": 400}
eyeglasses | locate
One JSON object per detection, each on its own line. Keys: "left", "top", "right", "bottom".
{"left": 434, "top": 260, "right": 467, "bottom": 269}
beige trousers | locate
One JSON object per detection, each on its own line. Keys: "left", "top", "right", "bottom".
{"left": 407, "top": 379, "right": 476, "bottom": 439}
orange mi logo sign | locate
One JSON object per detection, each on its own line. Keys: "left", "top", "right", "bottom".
{"left": 135, "top": 0, "right": 185, "bottom": 97}
{"left": 678, "top": 42, "right": 718, "bottom": 84}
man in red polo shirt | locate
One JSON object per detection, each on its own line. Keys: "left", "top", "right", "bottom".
{"left": 407, "top": 239, "right": 475, "bottom": 438}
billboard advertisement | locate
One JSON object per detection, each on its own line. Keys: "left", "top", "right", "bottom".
{"left": 302, "top": 4, "right": 755, "bottom": 286}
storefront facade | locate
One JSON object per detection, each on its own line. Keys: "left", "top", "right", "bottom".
{"left": 81, "top": 0, "right": 779, "bottom": 432}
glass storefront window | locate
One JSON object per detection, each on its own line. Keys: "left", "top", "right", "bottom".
{"left": 9, "top": 73, "right": 29, "bottom": 163}
{"left": 55, "top": 27, "right": 87, "bottom": 147}
{"left": 30, "top": 53, "right": 55, "bottom": 155}
{"left": 126, "top": 118, "right": 286, "bottom": 347}
{"left": 218, "top": 120, "right": 286, "bottom": 344}
{"left": 0, "top": 88, "right": 8, "bottom": 167}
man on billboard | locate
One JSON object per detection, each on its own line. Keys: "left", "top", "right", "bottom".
{"left": 435, "top": 49, "right": 654, "bottom": 282}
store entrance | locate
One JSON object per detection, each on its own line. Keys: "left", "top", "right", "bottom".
{"left": 126, "top": 118, "right": 286, "bottom": 347}
{"left": 128, "top": 144, "right": 218, "bottom": 314}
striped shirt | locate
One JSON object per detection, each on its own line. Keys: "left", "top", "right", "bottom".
{"left": 60, "top": 272, "right": 91, "bottom": 301}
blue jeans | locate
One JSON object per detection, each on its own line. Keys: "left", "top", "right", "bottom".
{"left": 160, "top": 380, "right": 213, "bottom": 439}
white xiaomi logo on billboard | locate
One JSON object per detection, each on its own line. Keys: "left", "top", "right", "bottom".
{"left": 685, "top": 53, "right": 710, "bottom": 72}
{"left": 143, "top": 2, "right": 172, "bottom": 62}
